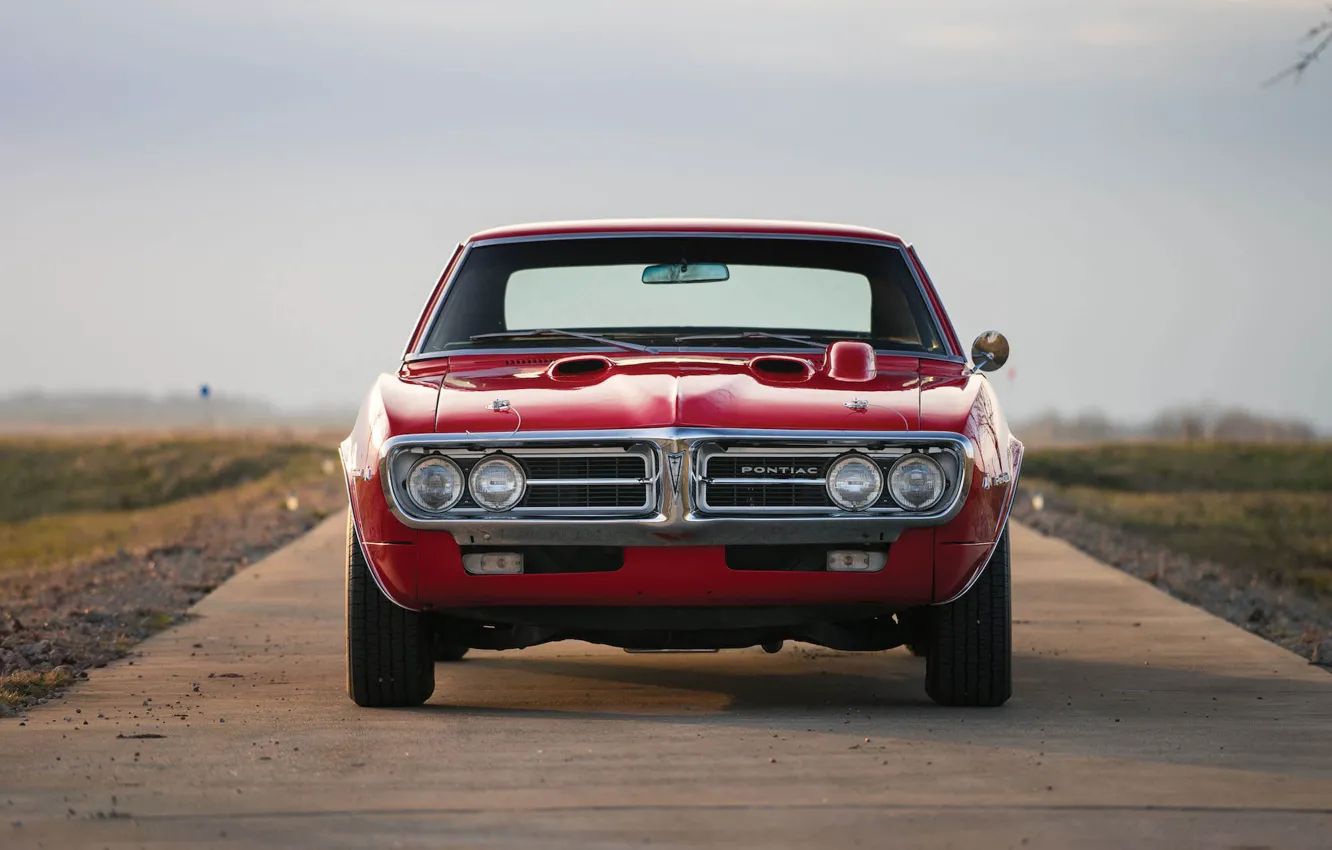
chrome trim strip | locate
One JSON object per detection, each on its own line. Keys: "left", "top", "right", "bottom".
{"left": 405, "top": 445, "right": 649, "bottom": 459}
{"left": 466, "top": 231, "right": 907, "bottom": 247}
{"left": 376, "top": 428, "right": 974, "bottom": 546}
{"left": 906, "top": 243, "right": 966, "bottom": 359}
{"left": 409, "top": 231, "right": 956, "bottom": 360}
{"left": 525, "top": 478, "right": 653, "bottom": 486}
{"left": 705, "top": 445, "right": 910, "bottom": 456}
{"left": 706, "top": 477, "right": 828, "bottom": 486}
{"left": 441, "top": 502, "right": 655, "bottom": 516}
{"left": 406, "top": 241, "right": 472, "bottom": 361}
{"left": 933, "top": 440, "right": 1025, "bottom": 606}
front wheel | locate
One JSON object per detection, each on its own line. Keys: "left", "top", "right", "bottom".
{"left": 924, "top": 525, "right": 1012, "bottom": 707}
{"left": 346, "top": 513, "right": 435, "bottom": 707}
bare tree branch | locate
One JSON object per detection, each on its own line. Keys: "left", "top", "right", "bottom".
{"left": 1264, "top": 4, "right": 1332, "bottom": 86}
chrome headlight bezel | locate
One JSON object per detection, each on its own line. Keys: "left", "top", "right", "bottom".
{"left": 467, "top": 454, "right": 527, "bottom": 512}
{"left": 887, "top": 453, "right": 947, "bottom": 512}
{"left": 404, "top": 455, "right": 465, "bottom": 514}
{"left": 825, "top": 452, "right": 885, "bottom": 512}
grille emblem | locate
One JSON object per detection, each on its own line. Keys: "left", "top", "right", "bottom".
{"left": 739, "top": 465, "right": 820, "bottom": 476}
{"left": 666, "top": 452, "right": 684, "bottom": 498}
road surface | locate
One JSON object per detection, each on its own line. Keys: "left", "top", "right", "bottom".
{"left": 3, "top": 519, "right": 1330, "bottom": 849}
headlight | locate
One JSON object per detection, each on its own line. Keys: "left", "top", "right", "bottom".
{"left": 826, "top": 453, "right": 884, "bottom": 511}
{"left": 405, "top": 456, "right": 464, "bottom": 513}
{"left": 887, "top": 454, "right": 946, "bottom": 511}
{"left": 468, "top": 455, "right": 526, "bottom": 512}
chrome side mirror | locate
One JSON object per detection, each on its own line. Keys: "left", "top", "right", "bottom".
{"left": 969, "top": 331, "right": 1010, "bottom": 373}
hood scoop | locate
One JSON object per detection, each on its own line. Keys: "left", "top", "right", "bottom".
{"left": 748, "top": 355, "right": 814, "bottom": 382}
{"left": 548, "top": 355, "right": 614, "bottom": 381}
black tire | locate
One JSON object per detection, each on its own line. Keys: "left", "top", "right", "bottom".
{"left": 433, "top": 635, "right": 470, "bottom": 662}
{"left": 924, "top": 525, "right": 1012, "bottom": 707}
{"left": 346, "top": 513, "right": 435, "bottom": 707}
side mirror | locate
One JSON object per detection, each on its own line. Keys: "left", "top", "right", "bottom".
{"left": 969, "top": 331, "right": 1010, "bottom": 373}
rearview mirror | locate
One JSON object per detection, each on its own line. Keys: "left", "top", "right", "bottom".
{"left": 642, "top": 262, "right": 730, "bottom": 284}
{"left": 970, "top": 331, "right": 1010, "bottom": 373}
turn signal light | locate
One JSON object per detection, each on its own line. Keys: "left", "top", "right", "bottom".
{"left": 826, "top": 550, "right": 887, "bottom": 573}
{"left": 462, "top": 553, "right": 524, "bottom": 575}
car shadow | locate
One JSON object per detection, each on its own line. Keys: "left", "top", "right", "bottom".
{"left": 403, "top": 648, "right": 1332, "bottom": 778}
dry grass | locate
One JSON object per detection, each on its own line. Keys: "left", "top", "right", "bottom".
{"left": 1022, "top": 441, "right": 1332, "bottom": 493}
{"left": 0, "top": 430, "right": 340, "bottom": 522}
{"left": 0, "top": 432, "right": 341, "bottom": 573}
{"left": 0, "top": 668, "right": 74, "bottom": 710}
{"left": 1022, "top": 442, "right": 1332, "bottom": 599}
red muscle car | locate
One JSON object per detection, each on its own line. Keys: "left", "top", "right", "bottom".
{"left": 341, "top": 219, "right": 1021, "bottom": 708}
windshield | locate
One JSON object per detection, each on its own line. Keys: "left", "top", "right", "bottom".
{"left": 419, "top": 236, "right": 946, "bottom": 355}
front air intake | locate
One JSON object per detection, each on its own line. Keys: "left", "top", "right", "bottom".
{"left": 549, "top": 356, "right": 613, "bottom": 379}
{"left": 748, "top": 356, "right": 814, "bottom": 381}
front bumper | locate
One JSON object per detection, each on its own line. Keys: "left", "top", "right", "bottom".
{"left": 376, "top": 428, "right": 975, "bottom": 547}
{"left": 401, "top": 531, "right": 990, "bottom": 609}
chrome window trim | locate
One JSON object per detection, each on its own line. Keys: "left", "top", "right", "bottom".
{"left": 403, "top": 241, "right": 471, "bottom": 362}
{"left": 409, "top": 231, "right": 958, "bottom": 360}
{"left": 376, "top": 428, "right": 974, "bottom": 546}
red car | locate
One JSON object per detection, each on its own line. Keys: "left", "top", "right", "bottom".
{"left": 341, "top": 220, "right": 1022, "bottom": 708}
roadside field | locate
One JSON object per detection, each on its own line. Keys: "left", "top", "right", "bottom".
{"left": 1015, "top": 441, "right": 1332, "bottom": 663}
{"left": 1021, "top": 442, "right": 1332, "bottom": 598}
{"left": 0, "top": 430, "right": 347, "bottom": 713}
{"left": 0, "top": 432, "right": 340, "bottom": 573}
{"left": 1021, "top": 441, "right": 1332, "bottom": 495}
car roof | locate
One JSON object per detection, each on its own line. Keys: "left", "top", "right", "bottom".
{"left": 464, "top": 219, "right": 907, "bottom": 245}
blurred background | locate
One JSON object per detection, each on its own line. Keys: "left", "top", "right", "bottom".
{"left": 3, "top": 1, "right": 1332, "bottom": 701}
{"left": 2, "top": 0, "right": 1330, "bottom": 436}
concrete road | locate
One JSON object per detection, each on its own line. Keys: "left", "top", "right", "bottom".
{"left": 2, "top": 520, "right": 1330, "bottom": 849}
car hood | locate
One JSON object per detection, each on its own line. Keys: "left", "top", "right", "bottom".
{"left": 428, "top": 353, "right": 925, "bottom": 433}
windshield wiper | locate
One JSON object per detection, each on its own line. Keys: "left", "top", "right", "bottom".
{"left": 469, "top": 329, "right": 656, "bottom": 354}
{"left": 674, "top": 331, "right": 828, "bottom": 350}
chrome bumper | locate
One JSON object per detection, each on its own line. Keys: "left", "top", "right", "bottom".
{"left": 375, "top": 428, "right": 974, "bottom": 547}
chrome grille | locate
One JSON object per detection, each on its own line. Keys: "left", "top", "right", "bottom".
{"left": 694, "top": 442, "right": 960, "bottom": 516}
{"left": 704, "top": 482, "right": 833, "bottom": 509}
{"left": 516, "top": 451, "right": 653, "bottom": 513}
{"left": 389, "top": 444, "right": 656, "bottom": 517}
{"left": 523, "top": 483, "right": 649, "bottom": 509}
{"left": 521, "top": 456, "right": 645, "bottom": 480}
{"left": 377, "top": 429, "right": 977, "bottom": 538}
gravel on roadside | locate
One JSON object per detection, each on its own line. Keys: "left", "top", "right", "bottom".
{"left": 1011, "top": 489, "right": 1332, "bottom": 670}
{"left": 0, "top": 475, "right": 345, "bottom": 715}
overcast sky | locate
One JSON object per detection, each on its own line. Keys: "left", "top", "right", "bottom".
{"left": 3, "top": 1, "right": 1330, "bottom": 427}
